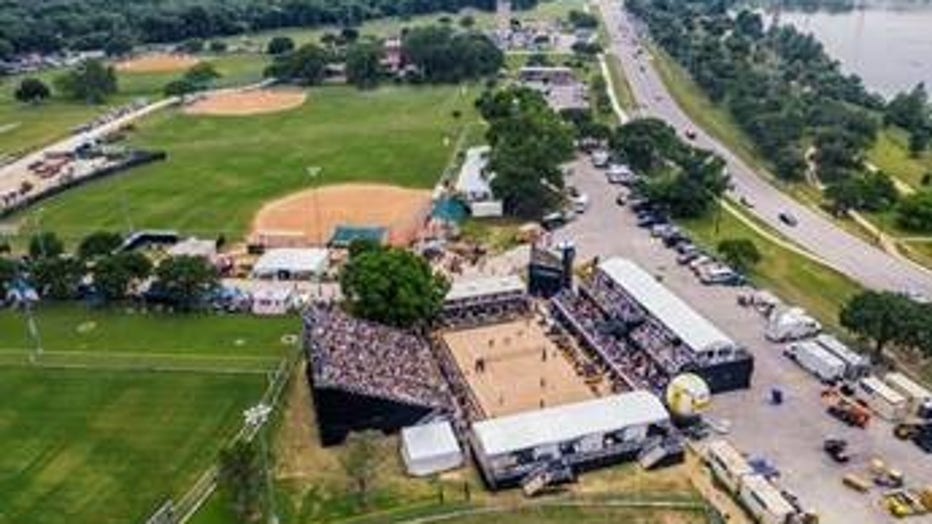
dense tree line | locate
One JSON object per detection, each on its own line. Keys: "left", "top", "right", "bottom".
{"left": 625, "top": 0, "right": 911, "bottom": 215}
{"left": 0, "top": 0, "right": 498, "bottom": 56}
{"left": 401, "top": 26, "right": 502, "bottom": 83}
{"left": 1, "top": 231, "right": 218, "bottom": 310}
{"left": 841, "top": 290, "right": 932, "bottom": 361}
{"left": 611, "top": 118, "right": 730, "bottom": 218}
{"left": 476, "top": 87, "right": 575, "bottom": 219}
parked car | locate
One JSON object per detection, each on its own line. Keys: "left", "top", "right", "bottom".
{"left": 591, "top": 149, "right": 610, "bottom": 168}
{"left": 685, "top": 129, "right": 697, "bottom": 140}
{"left": 636, "top": 213, "right": 662, "bottom": 228}
{"left": 615, "top": 193, "right": 627, "bottom": 206}
{"left": 677, "top": 249, "right": 701, "bottom": 265}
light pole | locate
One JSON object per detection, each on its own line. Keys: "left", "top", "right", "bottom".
{"left": 243, "top": 403, "right": 276, "bottom": 524}
{"left": 305, "top": 166, "right": 323, "bottom": 299}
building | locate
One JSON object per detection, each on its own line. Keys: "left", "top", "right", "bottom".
{"left": 518, "top": 66, "right": 576, "bottom": 85}
{"left": 454, "top": 146, "right": 502, "bottom": 217}
{"left": 470, "top": 391, "right": 671, "bottom": 489}
{"left": 400, "top": 420, "right": 464, "bottom": 476}
{"left": 251, "top": 286, "right": 295, "bottom": 316}
{"left": 441, "top": 274, "right": 529, "bottom": 327}
{"left": 304, "top": 306, "right": 451, "bottom": 446}
{"left": 251, "top": 248, "right": 328, "bottom": 280}
{"left": 596, "top": 258, "right": 754, "bottom": 393}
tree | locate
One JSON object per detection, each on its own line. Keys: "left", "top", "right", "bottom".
{"left": 345, "top": 42, "right": 384, "bottom": 89}
{"left": 55, "top": 59, "right": 118, "bottom": 104}
{"left": 0, "top": 258, "right": 17, "bottom": 291}
{"left": 459, "top": 15, "right": 475, "bottom": 28}
{"left": 339, "top": 430, "right": 381, "bottom": 508}
{"left": 183, "top": 62, "right": 222, "bottom": 86}
{"left": 567, "top": 10, "right": 598, "bottom": 29}
{"left": 153, "top": 255, "right": 219, "bottom": 310}
{"left": 164, "top": 79, "right": 199, "bottom": 97}
{"left": 93, "top": 252, "right": 151, "bottom": 302}
{"left": 264, "top": 43, "right": 329, "bottom": 85}
{"left": 839, "top": 291, "right": 910, "bottom": 360}
{"left": 30, "top": 256, "right": 84, "bottom": 300}
{"left": 103, "top": 33, "right": 134, "bottom": 57}
{"left": 340, "top": 245, "right": 449, "bottom": 327}
{"left": 403, "top": 25, "right": 502, "bottom": 83}
{"left": 217, "top": 440, "right": 264, "bottom": 523}
{"left": 716, "top": 238, "right": 761, "bottom": 273}
{"left": 478, "top": 87, "right": 575, "bottom": 218}
{"left": 266, "top": 36, "right": 295, "bottom": 56}
{"left": 77, "top": 231, "right": 123, "bottom": 260}
{"left": 29, "top": 232, "right": 64, "bottom": 259}
{"left": 896, "top": 190, "right": 932, "bottom": 232}
{"left": 14, "top": 78, "right": 51, "bottom": 104}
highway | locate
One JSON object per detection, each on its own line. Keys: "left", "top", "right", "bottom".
{"left": 597, "top": 0, "right": 932, "bottom": 297}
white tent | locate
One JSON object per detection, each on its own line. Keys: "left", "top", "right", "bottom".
{"left": 400, "top": 421, "right": 463, "bottom": 477}
{"left": 251, "top": 248, "right": 328, "bottom": 280}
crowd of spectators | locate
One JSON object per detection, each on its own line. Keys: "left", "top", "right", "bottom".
{"left": 550, "top": 289, "right": 664, "bottom": 392}
{"left": 305, "top": 304, "right": 451, "bottom": 409}
{"left": 439, "top": 292, "right": 531, "bottom": 329}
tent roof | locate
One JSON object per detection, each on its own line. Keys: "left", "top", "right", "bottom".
{"left": 472, "top": 391, "right": 668, "bottom": 457}
{"left": 401, "top": 420, "right": 461, "bottom": 461}
{"left": 598, "top": 258, "right": 735, "bottom": 355}
{"left": 455, "top": 146, "right": 493, "bottom": 197}
{"left": 445, "top": 275, "right": 525, "bottom": 302}
{"left": 253, "top": 248, "right": 328, "bottom": 275}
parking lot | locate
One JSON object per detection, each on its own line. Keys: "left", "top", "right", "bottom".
{"left": 551, "top": 155, "right": 931, "bottom": 524}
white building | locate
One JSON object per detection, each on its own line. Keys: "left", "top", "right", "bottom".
{"left": 471, "top": 391, "right": 670, "bottom": 488}
{"left": 251, "top": 248, "right": 328, "bottom": 280}
{"left": 251, "top": 286, "right": 295, "bottom": 316}
{"left": 400, "top": 420, "right": 463, "bottom": 476}
{"left": 454, "top": 146, "right": 502, "bottom": 217}
{"left": 598, "top": 258, "right": 739, "bottom": 361}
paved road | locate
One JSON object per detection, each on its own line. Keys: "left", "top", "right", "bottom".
{"left": 554, "top": 157, "right": 930, "bottom": 524}
{"left": 596, "top": 0, "right": 932, "bottom": 297}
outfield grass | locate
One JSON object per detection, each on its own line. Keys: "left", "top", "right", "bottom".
{"left": 0, "top": 367, "right": 265, "bottom": 524}
{"left": 679, "top": 205, "right": 863, "bottom": 329}
{"left": 12, "top": 84, "right": 480, "bottom": 242}
{"left": 868, "top": 127, "right": 932, "bottom": 189}
{"left": 0, "top": 53, "right": 268, "bottom": 156}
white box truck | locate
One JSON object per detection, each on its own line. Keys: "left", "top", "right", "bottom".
{"left": 883, "top": 372, "right": 931, "bottom": 417}
{"left": 784, "top": 340, "right": 846, "bottom": 383}
{"left": 705, "top": 440, "right": 753, "bottom": 494}
{"left": 856, "top": 376, "right": 908, "bottom": 421}
{"left": 815, "top": 334, "right": 869, "bottom": 380}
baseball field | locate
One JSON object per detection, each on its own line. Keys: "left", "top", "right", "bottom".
{"left": 12, "top": 84, "right": 479, "bottom": 243}
{"left": 0, "top": 305, "right": 295, "bottom": 523}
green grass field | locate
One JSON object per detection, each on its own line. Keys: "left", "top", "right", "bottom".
{"left": 0, "top": 367, "right": 265, "bottom": 524}
{"left": 868, "top": 127, "right": 932, "bottom": 190}
{"left": 0, "top": 303, "right": 293, "bottom": 523}
{"left": 679, "top": 205, "right": 863, "bottom": 329}
{"left": 10, "top": 84, "right": 480, "bottom": 242}
{"left": 0, "top": 53, "right": 269, "bottom": 156}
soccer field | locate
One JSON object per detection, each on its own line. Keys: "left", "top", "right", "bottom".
{"left": 13, "top": 84, "right": 480, "bottom": 243}
{"left": 0, "top": 303, "right": 295, "bottom": 523}
{"left": 0, "top": 367, "right": 266, "bottom": 524}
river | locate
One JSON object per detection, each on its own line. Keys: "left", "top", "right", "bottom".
{"left": 775, "top": 2, "right": 932, "bottom": 98}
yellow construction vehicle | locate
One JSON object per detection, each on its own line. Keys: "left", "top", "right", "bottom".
{"left": 882, "top": 488, "right": 932, "bottom": 518}
{"left": 842, "top": 473, "right": 870, "bottom": 493}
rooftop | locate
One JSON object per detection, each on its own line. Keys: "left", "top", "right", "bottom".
{"left": 472, "top": 391, "right": 668, "bottom": 456}
{"left": 252, "top": 248, "right": 328, "bottom": 276}
{"left": 401, "top": 420, "right": 460, "bottom": 461}
{"left": 445, "top": 275, "right": 525, "bottom": 303}
{"left": 598, "top": 258, "right": 736, "bottom": 355}
{"left": 455, "top": 146, "right": 494, "bottom": 200}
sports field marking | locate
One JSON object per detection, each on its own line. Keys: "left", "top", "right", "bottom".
{"left": 0, "top": 348, "right": 280, "bottom": 374}
{"left": 441, "top": 319, "right": 596, "bottom": 418}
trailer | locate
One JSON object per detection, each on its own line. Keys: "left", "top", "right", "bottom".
{"left": 785, "top": 340, "right": 846, "bottom": 383}
{"left": 856, "top": 376, "right": 908, "bottom": 422}
{"left": 814, "top": 334, "right": 869, "bottom": 380}
{"left": 883, "top": 372, "right": 932, "bottom": 417}
{"left": 737, "top": 474, "right": 797, "bottom": 524}
{"left": 705, "top": 439, "right": 754, "bottom": 494}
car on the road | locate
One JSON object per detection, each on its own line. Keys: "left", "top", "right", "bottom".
{"left": 779, "top": 211, "right": 798, "bottom": 227}
{"left": 684, "top": 129, "right": 697, "bottom": 140}
{"left": 590, "top": 149, "right": 610, "bottom": 168}
{"left": 606, "top": 163, "right": 635, "bottom": 184}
